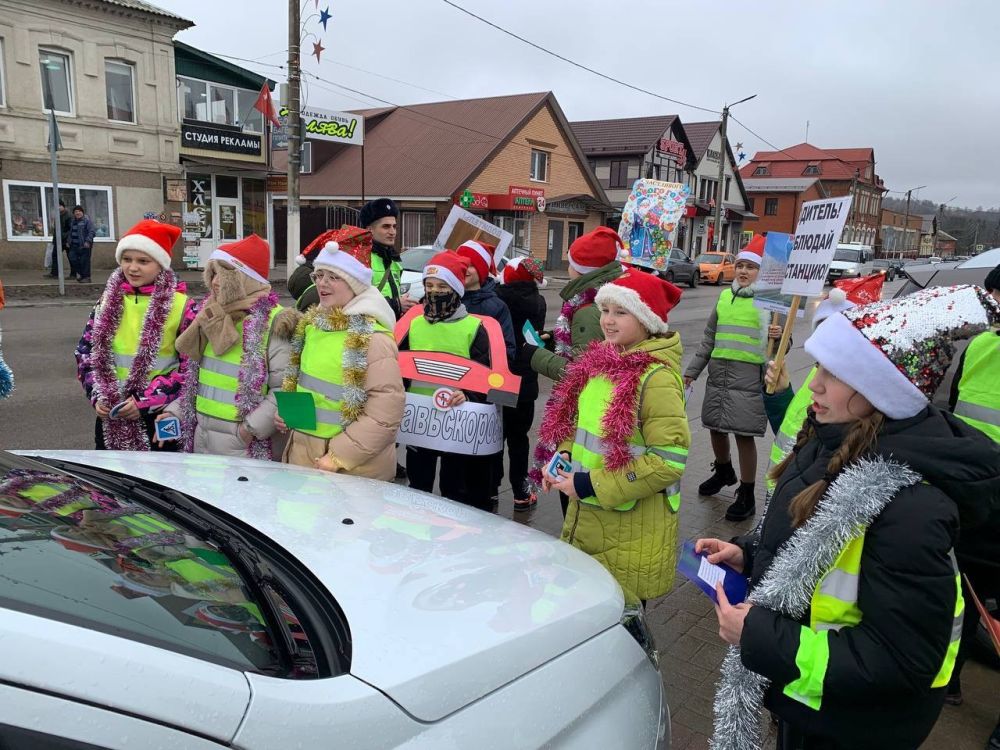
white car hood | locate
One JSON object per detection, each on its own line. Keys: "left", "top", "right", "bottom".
{"left": 24, "top": 451, "right": 624, "bottom": 721}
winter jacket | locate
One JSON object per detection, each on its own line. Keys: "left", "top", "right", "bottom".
{"left": 164, "top": 308, "right": 298, "bottom": 457}
{"left": 462, "top": 278, "right": 515, "bottom": 362}
{"left": 558, "top": 334, "right": 689, "bottom": 603}
{"left": 287, "top": 262, "right": 319, "bottom": 313}
{"left": 283, "top": 287, "right": 404, "bottom": 480}
{"left": 685, "top": 289, "right": 768, "bottom": 437}
{"left": 68, "top": 215, "right": 96, "bottom": 251}
{"left": 735, "top": 407, "right": 1000, "bottom": 749}
{"left": 496, "top": 280, "right": 546, "bottom": 403}
{"left": 530, "top": 261, "right": 622, "bottom": 381}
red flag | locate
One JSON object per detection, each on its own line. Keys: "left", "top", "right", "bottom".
{"left": 253, "top": 83, "right": 281, "bottom": 128}
{"left": 834, "top": 272, "right": 885, "bottom": 305}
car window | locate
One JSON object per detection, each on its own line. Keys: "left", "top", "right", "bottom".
{"left": 669, "top": 250, "right": 685, "bottom": 261}
{"left": 833, "top": 248, "right": 860, "bottom": 262}
{"left": 400, "top": 246, "right": 436, "bottom": 272}
{"left": 695, "top": 253, "right": 723, "bottom": 264}
{"left": 0, "top": 454, "right": 316, "bottom": 676}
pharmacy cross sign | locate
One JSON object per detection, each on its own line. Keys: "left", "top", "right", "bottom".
{"left": 459, "top": 190, "right": 474, "bottom": 209}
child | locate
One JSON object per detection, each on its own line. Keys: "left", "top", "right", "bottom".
{"left": 497, "top": 256, "right": 547, "bottom": 511}
{"left": 400, "top": 251, "right": 495, "bottom": 511}
{"left": 0, "top": 275, "right": 11, "bottom": 399}
{"left": 684, "top": 235, "right": 780, "bottom": 521}
{"left": 535, "top": 267, "right": 689, "bottom": 604}
{"left": 160, "top": 235, "right": 298, "bottom": 458}
{"left": 75, "top": 220, "right": 195, "bottom": 450}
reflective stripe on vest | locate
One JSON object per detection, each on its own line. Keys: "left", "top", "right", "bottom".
{"left": 111, "top": 290, "right": 187, "bottom": 385}
{"left": 372, "top": 254, "right": 402, "bottom": 299}
{"left": 954, "top": 331, "right": 1000, "bottom": 443}
{"left": 711, "top": 289, "right": 765, "bottom": 364}
{"left": 406, "top": 315, "right": 481, "bottom": 396}
{"left": 766, "top": 367, "right": 818, "bottom": 492}
{"left": 783, "top": 534, "right": 964, "bottom": 710}
{"left": 196, "top": 306, "right": 280, "bottom": 422}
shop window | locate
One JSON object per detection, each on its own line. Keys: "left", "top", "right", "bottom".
{"left": 609, "top": 160, "right": 630, "bottom": 189}
{"left": 237, "top": 88, "right": 263, "bottom": 133}
{"left": 215, "top": 175, "right": 238, "bottom": 199}
{"left": 178, "top": 76, "right": 263, "bottom": 133}
{"left": 3, "top": 181, "right": 114, "bottom": 241}
{"left": 179, "top": 76, "right": 207, "bottom": 120}
{"left": 242, "top": 178, "right": 267, "bottom": 239}
{"left": 495, "top": 215, "right": 530, "bottom": 253}
{"left": 0, "top": 38, "right": 6, "bottom": 107}
{"left": 567, "top": 221, "right": 584, "bottom": 247}
{"left": 105, "top": 60, "right": 135, "bottom": 123}
{"left": 764, "top": 198, "right": 778, "bottom": 216}
{"left": 186, "top": 174, "right": 213, "bottom": 239}
{"left": 401, "top": 212, "right": 437, "bottom": 248}
{"left": 39, "top": 48, "right": 73, "bottom": 115}
{"left": 530, "top": 149, "right": 548, "bottom": 182}
{"left": 210, "top": 85, "right": 234, "bottom": 125}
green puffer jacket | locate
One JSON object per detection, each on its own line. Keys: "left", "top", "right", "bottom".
{"left": 530, "top": 261, "right": 622, "bottom": 381}
{"left": 559, "top": 333, "right": 689, "bottom": 603}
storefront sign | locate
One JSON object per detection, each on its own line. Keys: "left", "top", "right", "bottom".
{"left": 456, "top": 190, "right": 489, "bottom": 210}
{"left": 181, "top": 122, "right": 262, "bottom": 157}
{"left": 266, "top": 174, "right": 288, "bottom": 194}
{"left": 545, "top": 199, "right": 587, "bottom": 215}
{"left": 164, "top": 178, "right": 187, "bottom": 203}
{"left": 657, "top": 139, "right": 687, "bottom": 164}
{"left": 706, "top": 148, "right": 721, "bottom": 163}
{"left": 279, "top": 106, "right": 364, "bottom": 146}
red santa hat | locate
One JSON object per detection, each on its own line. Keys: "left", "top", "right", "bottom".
{"left": 735, "top": 234, "right": 765, "bottom": 266}
{"left": 502, "top": 256, "right": 547, "bottom": 288}
{"left": 314, "top": 233, "right": 374, "bottom": 295}
{"left": 456, "top": 240, "right": 496, "bottom": 283}
{"left": 568, "top": 227, "right": 623, "bottom": 274}
{"left": 115, "top": 219, "right": 181, "bottom": 270}
{"left": 594, "top": 267, "right": 683, "bottom": 335}
{"left": 209, "top": 234, "right": 271, "bottom": 284}
{"left": 423, "top": 251, "right": 469, "bottom": 295}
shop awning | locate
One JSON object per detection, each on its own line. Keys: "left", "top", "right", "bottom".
{"left": 179, "top": 155, "right": 275, "bottom": 173}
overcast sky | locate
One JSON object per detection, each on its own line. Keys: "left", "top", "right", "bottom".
{"left": 157, "top": 0, "right": 1000, "bottom": 210}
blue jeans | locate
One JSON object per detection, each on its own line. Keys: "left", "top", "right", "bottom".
{"left": 68, "top": 245, "right": 91, "bottom": 279}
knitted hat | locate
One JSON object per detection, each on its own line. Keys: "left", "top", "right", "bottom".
{"left": 805, "top": 285, "right": 1000, "bottom": 419}
{"left": 594, "top": 266, "right": 682, "bottom": 335}
{"left": 502, "top": 256, "right": 547, "bottom": 288}
{"left": 210, "top": 234, "right": 270, "bottom": 284}
{"left": 116, "top": 219, "right": 181, "bottom": 269}
{"left": 359, "top": 198, "right": 399, "bottom": 228}
{"left": 314, "top": 233, "right": 373, "bottom": 295}
{"left": 736, "top": 234, "right": 765, "bottom": 266}
{"left": 423, "top": 251, "right": 469, "bottom": 295}
{"left": 568, "top": 227, "right": 623, "bottom": 274}
{"left": 456, "top": 240, "right": 496, "bottom": 283}
{"left": 813, "top": 273, "right": 886, "bottom": 327}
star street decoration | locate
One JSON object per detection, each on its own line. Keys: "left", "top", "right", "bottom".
{"left": 312, "top": 40, "right": 325, "bottom": 63}
{"left": 319, "top": 7, "right": 332, "bottom": 30}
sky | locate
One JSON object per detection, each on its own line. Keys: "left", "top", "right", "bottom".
{"left": 156, "top": 0, "right": 1000, "bottom": 210}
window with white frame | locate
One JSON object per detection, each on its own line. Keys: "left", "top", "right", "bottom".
{"left": 530, "top": 149, "right": 549, "bottom": 182}
{"left": 39, "top": 48, "right": 74, "bottom": 115}
{"left": 0, "top": 38, "right": 6, "bottom": 107}
{"left": 105, "top": 60, "right": 136, "bottom": 123}
{"left": 401, "top": 212, "right": 438, "bottom": 248}
{"left": 3, "top": 181, "right": 114, "bottom": 241}
{"left": 177, "top": 75, "right": 263, "bottom": 133}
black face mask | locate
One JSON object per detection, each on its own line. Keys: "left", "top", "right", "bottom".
{"left": 423, "top": 290, "right": 461, "bottom": 322}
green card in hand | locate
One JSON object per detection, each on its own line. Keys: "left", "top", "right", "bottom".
{"left": 275, "top": 391, "right": 317, "bottom": 431}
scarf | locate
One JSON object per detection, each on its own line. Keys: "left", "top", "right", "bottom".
{"left": 553, "top": 287, "right": 598, "bottom": 358}
{"left": 528, "top": 340, "right": 656, "bottom": 490}
{"left": 91, "top": 268, "right": 178, "bottom": 451}
{"left": 423, "top": 290, "right": 462, "bottom": 323}
{"left": 282, "top": 305, "right": 374, "bottom": 426}
{"left": 178, "top": 291, "right": 279, "bottom": 460}
{"left": 710, "top": 457, "right": 920, "bottom": 750}
{"left": 175, "top": 292, "right": 266, "bottom": 358}
{"left": 731, "top": 279, "right": 756, "bottom": 298}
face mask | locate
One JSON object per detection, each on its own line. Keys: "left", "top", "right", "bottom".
{"left": 423, "top": 290, "right": 461, "bottom": 322}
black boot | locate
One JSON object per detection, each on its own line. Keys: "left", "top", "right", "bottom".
{"left": 698, "top": 460, "right": 737, "bottom": 496}
{"left": 726, "top": 482, "right": 756, "bottom": 521}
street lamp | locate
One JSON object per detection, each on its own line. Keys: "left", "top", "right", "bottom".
{"left": 712, "top": 94, "right": 756, "bottom": 252}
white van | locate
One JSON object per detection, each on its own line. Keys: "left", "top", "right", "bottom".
{"left": 827, "top": 243, "right": 875, "bottom": 284}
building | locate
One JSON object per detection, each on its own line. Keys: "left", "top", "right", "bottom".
{"left": 740, "top": 177, "right": 827, "bottom": 236}
{"left": 0, "top": 0, "right": 192, "bottom": 268}
{"left": 880, "top": 208, "right": 924, "bottom": 257}
{"left": 917, "top": 215, "right": 958, "bottom": 257}
{"left": 740, "top": 143, "right": 886, "bottom": 247}
{"left": 680, "top": 121, "right": 754, "bottom": 255}
{"left": 274, "top": 91, "right": 612, "bottom": 270}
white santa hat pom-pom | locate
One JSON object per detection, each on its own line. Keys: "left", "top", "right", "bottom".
{"left": 295, "top": 254, "right": 307, "bottom": 266}
{"left": 828, "top": 287, "right": 847, "bottom": 305}
{"left": 324, "top": 241, "right": 340, "bottom": 253}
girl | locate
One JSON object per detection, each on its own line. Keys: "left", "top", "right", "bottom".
{"left": 700, "top": 285, "right": 1000, "bottom": 750}
{"left": 534, "top": 267, "right": 689, "bottom": 605}
{"left": 684, "top": 235, "right": 780, "bottom": 521}
{"left": 75, "top": 220, "right": 195, "bottom": 450}
{"left": 276, "top": 231, "right": 404, "bottom": 479}
{"left": 161, "top": 235, "right": 298, "bottom": 458}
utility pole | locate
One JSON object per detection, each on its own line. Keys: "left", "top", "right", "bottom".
{"left": 712, "top": 94, "right": 755, "bottom": 252}
{"left": 286, "top": 0, "right": 301, "bottom": 271}
{"left": 899, "top": 184, "right": 925, "bottom": 258}
{"left": 42, "top": 59, "right": 65, "bottom": 296}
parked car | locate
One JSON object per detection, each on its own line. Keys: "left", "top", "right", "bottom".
{"left": 0, "top": 449, "right": 668, "bottom": 749}
{"left": 657, "top": 249, "right": 699, "bottom": 288}
{"left": 400, "top": 245, "right": 524, "bottom": 301}
{"left": 871, "top": 258, "right": 898, "bottom": 281}
{"left": 696, "top": 252, "right": 736, "bottom": 285}
{"left": 895, "top": 247, "right": 1000, "bottom": 298}
{"left": 826, "top": 244, "right": 875, "bottom": 284}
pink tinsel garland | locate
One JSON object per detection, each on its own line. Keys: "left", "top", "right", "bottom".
{"left": 528, "top": 340, "right": 655, "bottom": 488}
{"left": 553, "top": 287, "right": 597, "bottom": 358}
{"left": 91, "top": 268, "right": 178, "bottom": 451}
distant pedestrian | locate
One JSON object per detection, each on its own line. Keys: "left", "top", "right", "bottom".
{"left": 497, "top": 256, "right": 547, "bottom": 511}
{"left": 45, "top": 200, "right": 72, "bottom": 278}
{"left": 684, "top": 235, "right": 780, "bottom": 521}
{"left": 67, "top": 204, "right": 96, "bottom": 283}
{"left": 75, "top": 220, "right": 195, "bottom": 450}
{"left": 536, "top": 268, "right": 688, "bottom": 606}
{"left": 0, "top": 275, "right": 12, "bottom": 399}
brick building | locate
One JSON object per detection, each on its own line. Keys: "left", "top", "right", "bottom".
{"left": 740, "top": 177, "right": 827, "bottom": 237}
{"left": 880, "top": 208, "right": 924, "bottom": 257}
{"left": 273, "top": 91, "right": 611, "bottom": 270}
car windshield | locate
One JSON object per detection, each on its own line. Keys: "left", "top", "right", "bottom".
{"left": 0, "top": 452, "right": 313, "bottom": 675}
{"left": 834, "top": 248, "right": 860, "bottom": 262}
{"left": 401, "top": 246, "right": 437, "bottom": 272}
{"left": 696, "top": 253, "right": 724, "bottom": 264}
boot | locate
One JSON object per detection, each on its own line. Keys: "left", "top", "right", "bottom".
{"left": 698, "top": 460, "right": 737, "bottom": 496}
{"left": 726, "top": 482, "right": 756, "bottom": 522}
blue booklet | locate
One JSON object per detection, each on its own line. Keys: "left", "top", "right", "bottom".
{"left": 522, "top": 320, "right": 545, "bottom": 347}
{"left": 677, "top": 540, "right": 748, "bottom": 606}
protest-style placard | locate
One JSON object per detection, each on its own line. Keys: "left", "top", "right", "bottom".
{"left": 433, "top": 205, "right": 513, "bottom": 266}
{"left": 397, "top": 393, "right": 503, "bottom": 455}
{"left": 616, "top": 179, "right": 689, "bottom": 271}
{"left": 754, "top": 232, "right": 804, "bottom": 318}
{"left": 780, "top": 195, "right": 853, "bottom": 297}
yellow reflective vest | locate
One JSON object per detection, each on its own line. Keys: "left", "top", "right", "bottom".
{"left": 111, "top": 291, "right": 188, "bottom": 387}
{"left": 766, "top": 368, "right": 817, "bottom": 494}
{"left": 711, "top": 289, "right": 765, "bottom": 364}
{"left": 954, "top": 330, "right": 1000, "bottom": 444}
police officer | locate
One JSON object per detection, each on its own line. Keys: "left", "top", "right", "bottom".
{"left": 359, "top": 198, "right": 405, "bottom": 319}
